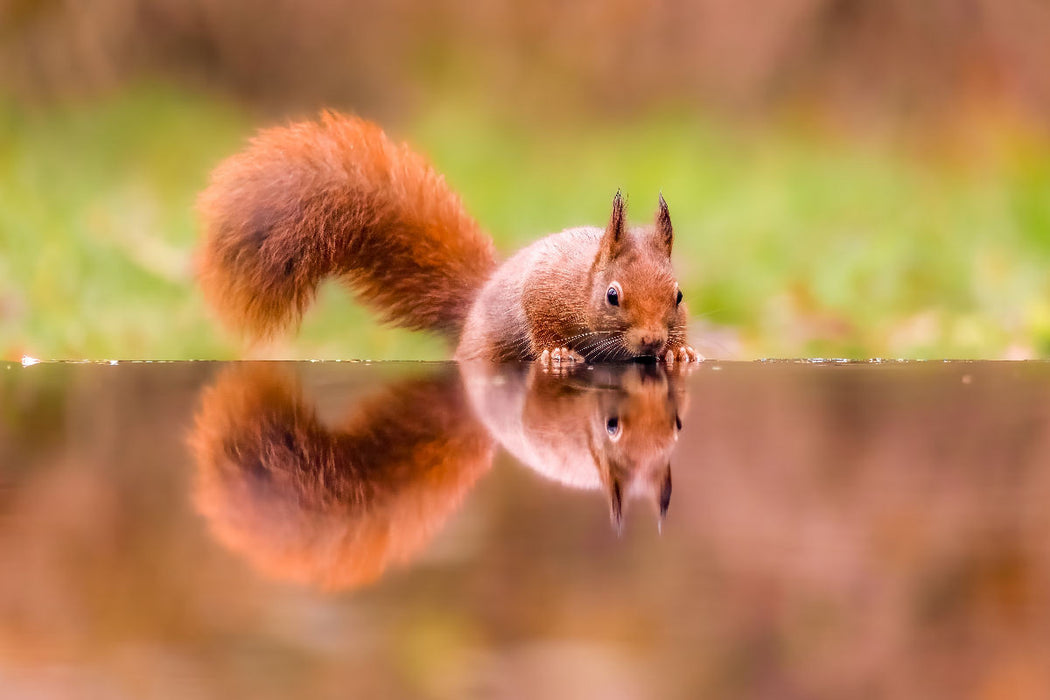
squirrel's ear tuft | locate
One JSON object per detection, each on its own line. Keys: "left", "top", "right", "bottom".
{"left": 601, "top": 189, "right": 628, "bottom": 259}
{"left": 655, "top": 193, "right": 673, "bottom": 256}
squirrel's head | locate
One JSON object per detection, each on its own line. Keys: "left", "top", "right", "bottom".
{"left": 588, "top": 191, "right": 687, "bottom": 360}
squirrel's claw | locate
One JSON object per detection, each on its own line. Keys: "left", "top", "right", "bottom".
{"left": 664, "top": 345, "right": 703, "bottom": 364}
{"left": 540, "top": 346, "right": 585, "bottom": 374}
{"left": 681, "top": 345, "right": 703, "bottom": 362}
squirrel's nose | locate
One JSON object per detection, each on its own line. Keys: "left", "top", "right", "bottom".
{"left": 634, "top": 331, "right": 667, "bottom": 356}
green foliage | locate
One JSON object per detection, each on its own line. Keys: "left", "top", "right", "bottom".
{"left": 2, "top": 87, "right": 1048, "bottom": 359}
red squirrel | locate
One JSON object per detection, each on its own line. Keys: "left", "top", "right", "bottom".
{"left": 198, "top": 112, "right": 700, "bottom": 364}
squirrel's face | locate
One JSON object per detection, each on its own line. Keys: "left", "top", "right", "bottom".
{"left": 589, "top": 192, "right": 688, "bottom": 359}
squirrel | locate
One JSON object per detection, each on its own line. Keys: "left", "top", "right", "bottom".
{"left": 198, "top": 112, "right": 700, "bottom": 364}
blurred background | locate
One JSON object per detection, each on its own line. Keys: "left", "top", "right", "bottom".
{"left": 2, "top": 0, "right": 1049, "bottom": 360}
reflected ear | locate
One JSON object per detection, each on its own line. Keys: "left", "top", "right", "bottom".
{"left": 607, "top": 477, "right": 624, "bottom": 535}
{"left": 657, "top": 465, "right": 672, "bottom": 521}
{"left": 655, "top": 193, "right": 673, "bottom": 255}
{"left": 669, "top": 376, "right": 690, "bottom": 420}
{"left": 601, "top": 189, "right": 627, "bottom": 260}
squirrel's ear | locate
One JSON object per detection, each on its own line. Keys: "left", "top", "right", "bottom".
{"left": 654, "top": 193, "right": 673, "bottom": 256}
{"left": 601, "top": 189, "right": 627, "bottom": 259}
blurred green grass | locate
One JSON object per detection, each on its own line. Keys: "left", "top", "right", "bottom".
{"left": 2, "top": 85, "right": 1049, "bottom": 360}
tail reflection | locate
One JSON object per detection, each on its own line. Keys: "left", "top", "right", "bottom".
{"left": 190, "top": 364, "right": 494, "bottom": 590}
{"left": 190, "top": 362, "right": 690, "bottom": 590}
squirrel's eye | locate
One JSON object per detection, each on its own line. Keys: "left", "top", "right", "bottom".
{"left": 675, "top": 414, "right": 683, "bottom": 431}
{"left": 606, "top": 286, "right": 620, "bottom": 306}
{"left": 676, "top": 289, "right": 683, "bottom": 306}
{"left": 606, "top": 416, "right": 622, "bottom": 440}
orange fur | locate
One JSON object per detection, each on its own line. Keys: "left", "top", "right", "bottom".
{"left": 198, "top": 112, "right": 496, "bottom": 340}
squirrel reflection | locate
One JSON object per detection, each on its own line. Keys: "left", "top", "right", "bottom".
{"left": 190, "top": 362, "right": 690, "bottom": 591}
{"left": 463, "top": 363, "right": 685, "bottom": 531}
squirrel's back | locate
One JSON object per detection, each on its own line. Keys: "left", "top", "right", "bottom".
{"left": 457, "top": 227, "right": 604, "bottom": 361}
{"left": 198, "top": 112, "right": 497, "bottom": 340}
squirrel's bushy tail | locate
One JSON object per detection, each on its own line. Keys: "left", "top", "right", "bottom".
{"left": 198, "top": 112, "right": 497, "bottom": 340}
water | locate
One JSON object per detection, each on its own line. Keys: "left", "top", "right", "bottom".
{"left": 2, "top": 360, "right": 1050, "bottom": 698}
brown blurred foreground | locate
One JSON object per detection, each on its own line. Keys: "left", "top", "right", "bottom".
{"left": 1, "top": 360, "right": 1050, "bottom": 698}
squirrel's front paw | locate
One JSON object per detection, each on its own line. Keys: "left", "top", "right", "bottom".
{"left": 540, "top": 347, "right": 585, "bottom": 373}
{"left": 663, "top": 345, "right": 703, "bottom": 364}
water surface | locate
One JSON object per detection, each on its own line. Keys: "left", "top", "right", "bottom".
{"left": 2, "top": 360, "right": 1049, "bottom": 698}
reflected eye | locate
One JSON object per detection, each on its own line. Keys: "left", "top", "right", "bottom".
{"left": 606, "top": 416, "right": 622, "bottom": 440}
{"left": 675, "top": 414, "right": 682, "bottom": 431}
{"left": 606, "top": 286, "right": 620, "bottom": 306}
{"left": 676, "top": 288, "right": 683, "bottom": 306}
